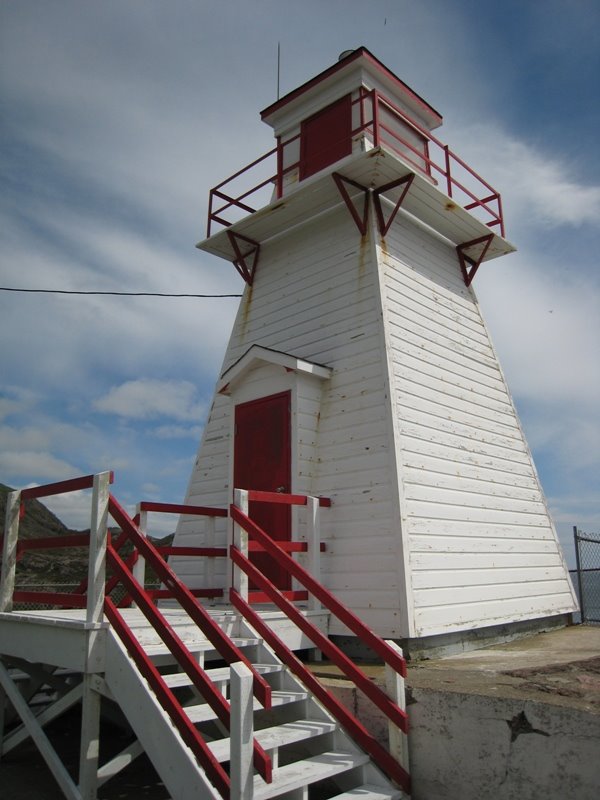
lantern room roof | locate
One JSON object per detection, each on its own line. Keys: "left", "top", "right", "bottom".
{"left": 261, "top": 47, "right": 443, "bottom": 133}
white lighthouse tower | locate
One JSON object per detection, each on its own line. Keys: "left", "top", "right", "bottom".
{"left": 172, "top": 48, "right": 577, "bottom": 653}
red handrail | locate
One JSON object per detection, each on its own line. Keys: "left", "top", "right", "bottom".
{"left": 20, "top": 472, "right": 113, "bottom": 501}
{"left": 230, "top": 505, "right": 406, "bottom": 677}
{"left": 106, "top": 496, "right": 273, "bottom": 785}
{"left": 229, "top": 501, "right": 410, "bottom": 790}
{"left": 138, "top": 501, "right": 227, "bottom": 517}
{"left": 230, "top": 544, "right": 407, "bottom": 730}
{"left": 108, "top": 494, "right": 273, "bottom": 711}
{"left": 105, "top": 596, "right": 231, "bottom": 799}
{"left": 230, "top": 589, "right": 410, "bottom": 793}
{"left": 107, "top": 544, "right": 232, "bottom": 728}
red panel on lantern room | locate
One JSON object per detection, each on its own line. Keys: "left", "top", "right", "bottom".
{"left": 299, "top": 94, "right": 352, "bottom": 180}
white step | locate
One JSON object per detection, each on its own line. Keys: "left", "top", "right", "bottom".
{"left": 207, "top": 719, "right": 338, "bottom": 762}
{"left": 143, "top": 637, "right": 260, "bottom": 665}
{"left": 185, "top": 690, "right": 308, "bottom": 724}
{"left": 328, "top": 785, "right": 403, "bottom": 799}
{"left": 163, "top": 663, "right": 283, "bottom": 689}
{"left": 254, "top": 750, "right": 370, "bottom": 800}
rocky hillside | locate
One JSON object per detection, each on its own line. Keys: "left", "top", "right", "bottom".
{"left": 0, "top": 484, "right": 173, "bottom": 587}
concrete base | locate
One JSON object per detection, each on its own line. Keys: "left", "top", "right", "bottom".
{"left": 313, "top": 624, "right": 600, "bottom": 800}
{"left": 331, "top": 614, "right": 571, "bottom": 661}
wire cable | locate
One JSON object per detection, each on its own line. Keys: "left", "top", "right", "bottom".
{"left": 0, "top": 287, "right": 242, "bottom": 298}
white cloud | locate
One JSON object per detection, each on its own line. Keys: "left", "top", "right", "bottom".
{"left": 451, "top": 123, "right": 600, "bottom": 230}
{"left": 153, "top": 424, "right": 203, "bottom": 440}
{"left": 477, "top": 256, "right": 600, "bottom": 407}
{"left": 0, "top": 398, "right": 21, "bottom": 421}
{"left": 42, "top": 489, "right": 96, "bottom": 532}
{"left": 0, "top": 451, "right": 79, "bottom": 481}
{"left": 94, "top": 378, "right": 206, "bottom": 422}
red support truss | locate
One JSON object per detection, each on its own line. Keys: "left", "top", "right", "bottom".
{"left": 373, "top": 174, "right": 415, "bottom": 236}
{"left": 226, "top": 229, "right": 260, "bottom": 286}
{"left": 332, "top": 172, "right": 369, "bottom": 235}
{"left": 456, "top": 233, "right": 494, "bottom": 287}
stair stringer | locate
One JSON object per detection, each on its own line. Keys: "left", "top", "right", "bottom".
{"left": 103, "top": 631, "right": 221, "bottom": 800}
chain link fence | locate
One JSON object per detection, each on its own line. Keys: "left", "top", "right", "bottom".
{"left": 11, "top": 583, "right": 160, "bottom": 612}
{"left": 570, "top": 527, "right": 600, "bottom": 625}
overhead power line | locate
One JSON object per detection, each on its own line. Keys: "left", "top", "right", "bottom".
{"left": 0, "top": 287, "right": 242, "bottom": 298}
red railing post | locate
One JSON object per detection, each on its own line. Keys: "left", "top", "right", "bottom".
{"left": 443, "top": 144, "right": 452, "bottom": 198}
{"left": 372, "top": 90, "right": 380, "bottom": 148}
{"left": 276, "top": 135, "right": 284, "bottom": 199}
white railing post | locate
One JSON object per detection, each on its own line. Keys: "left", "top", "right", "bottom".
{"left": 232, "top": 489, "right": 249, "bottom": 604}
{"left": 0, "top": 490, "right": 21, "bottom": 613}
{"left": 86, "top": 471, "right": 111, "bottom": 626}
{"left": 306, "top": 497, "right": 322, "bottom": 613}
{"left": 230, "top": 661, "right": 254, "bottom": 800}
{"left": 384, "top": 640, "right": 409, "bottom": 776}
{"left": 132, "top": 504, "right": 147, "bottom": 603}
{"left": 205, "top": 514, "right": 216, "bottom": 605}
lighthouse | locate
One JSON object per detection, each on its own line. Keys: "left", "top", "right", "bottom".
{"left": 171, "top": 48, "right": 577, "bottom": 653}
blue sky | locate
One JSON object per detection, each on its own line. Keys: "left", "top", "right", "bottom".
{"left": 1, "top": 1, "right": 598, "bottom": 562}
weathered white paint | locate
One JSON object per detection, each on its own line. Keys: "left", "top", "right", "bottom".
{"left": 230, "top": 661, "right": 254, "bottom": 800}
{"left": 86, "top": 471, "right": 110, "bottom": 626}
{"left": 0, "top": 489, "right": 21, "bottom": 613}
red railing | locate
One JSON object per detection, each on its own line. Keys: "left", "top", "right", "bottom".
{"left": 207, "top": 86, "right": 504, "bottom": 239}
{"left": 0, "top": 475, "right": 274, "bottom": 797}
{"left": 229, "top": 491, "right": 410, "bottom": 793}
{"left": 1, "top": 474, "right": 410, "bottom": 794}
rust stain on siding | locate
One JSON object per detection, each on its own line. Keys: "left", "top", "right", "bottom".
{"left": 238, "top": 284, "right": 253, "bottom": 342}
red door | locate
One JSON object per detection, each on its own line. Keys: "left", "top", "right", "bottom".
{"left": 234, "top": 392, "right": 291, "bottom": 589}
{"left": 299, "top": 94, "right": 352, "bottom": 180}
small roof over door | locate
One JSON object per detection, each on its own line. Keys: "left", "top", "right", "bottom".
{"left": 217, "top": 345, "right": 332, "bottom": 396}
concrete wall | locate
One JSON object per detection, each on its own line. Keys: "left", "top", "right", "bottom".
{"left": 325, "top": 678, "right": 600, "bottom": 800}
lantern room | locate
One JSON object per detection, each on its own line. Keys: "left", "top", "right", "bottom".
{"left": 261, "top": 47, "right": 442, "bottom": 193}
{"left": 203, "top": 47, "right": 512, "bottom": 289}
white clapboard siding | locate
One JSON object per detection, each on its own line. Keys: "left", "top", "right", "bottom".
{"left": 174, "top": 207, "right": 409, "bottom": 631}
{"left": 381, "top": 212, "right": 576, "bottom": 635}
{"left": 173, "top": 165, "right": 576, "bottom": 639}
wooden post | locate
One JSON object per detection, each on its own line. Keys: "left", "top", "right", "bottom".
{"left": 132, "top": 505, "right": 147, "bottom": 604}
{"left": 0, "top": 679, "right": 6, "bottom": 757}
{"left": 0, "top": 490, "right": 21, "bottom": 613}
{"left": 78, "top": 674, "right": 101, "bottom": 799}
{"left": 86, "top": 472, "right": 110, "bottom": 626}
{"left": 384, "top": 640, "right": 409, "bottom": 775}
{"left": 80, "top": 471, "right": 110, "bottom": 799}
{"left": 306, "top": 497, "right": 321, "bottom": 613}
{"left": 232, "top": 489, "right": 249, "bottom": 604}
{"left": 230, "top": 661, "right": 254, "bottom": 800}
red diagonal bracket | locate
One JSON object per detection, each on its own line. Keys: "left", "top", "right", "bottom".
{"left": 373, "top": 174, "right": 415, "bottom": 236}
{"left": 456, "top": 233, "right": 494, "bottom": 287}
{"left": 332, "top": 172, "right": 369, "bottom": 235}
{"left": 226, "top": 229, "right": 260, "bottom": 286}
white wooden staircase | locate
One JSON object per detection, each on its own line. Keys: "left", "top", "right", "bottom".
{"left": 0, "top": 472, "right": 410, "bottom": 799}
{"left": 102, "top": 612, "right": 404, "bottom": 799}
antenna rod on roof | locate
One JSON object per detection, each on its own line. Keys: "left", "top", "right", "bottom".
{"left": 277, "top": 42, "right": 281, "bottom": 100}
